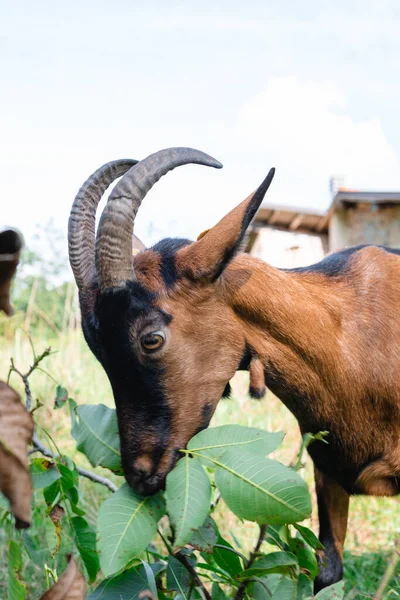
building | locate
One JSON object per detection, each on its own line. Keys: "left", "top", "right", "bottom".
{"left": 245, "top": 184, "right": 400, "bottom": 268}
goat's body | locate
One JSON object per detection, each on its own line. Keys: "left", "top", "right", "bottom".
{"left": 224, "top": 244, "right": 400, "bottom": 589}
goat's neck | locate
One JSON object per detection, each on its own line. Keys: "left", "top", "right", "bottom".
{"left": 222, "top": 254, "right": 342, "bottom": 384}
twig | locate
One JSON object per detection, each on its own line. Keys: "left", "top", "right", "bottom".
{"left": 373, "top": 537, "right": 400, "bottom": 600}
{"left": 234, "top": 524, "right": 267, "bottom": 600}
{"left": 10, "top": 350, "right": 118, "bottom": 493}
{"left": 158, "top": 529, "right": 212, "bottom": 600}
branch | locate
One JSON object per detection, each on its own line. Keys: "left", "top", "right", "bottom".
{"left": 10, "top": 350, "right": 118, "bottom": 493}
{"left": 234, "top": 524, "right": 267, "bottom": 600}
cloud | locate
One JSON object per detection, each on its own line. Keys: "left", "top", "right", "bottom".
{"left": 235, "top": 76, "right": 400, "bottom": 209}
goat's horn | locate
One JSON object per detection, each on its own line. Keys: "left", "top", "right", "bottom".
{"left": 68, "top": 159, "right": 138, "bottom": 290}
{"left": 95, "top": 147, "right": 223, "bottom": 290}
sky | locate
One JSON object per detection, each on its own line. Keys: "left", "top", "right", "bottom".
{"left": 2, "top": 0, "right": 400, "bottom": 271}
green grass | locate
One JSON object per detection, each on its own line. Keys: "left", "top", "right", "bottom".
{"left": 0, "top": 316, "right": 399, "bottom": 598}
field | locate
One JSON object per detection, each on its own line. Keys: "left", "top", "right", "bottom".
{"left": 0, "top": 309, "right": 399, "bottom": 599}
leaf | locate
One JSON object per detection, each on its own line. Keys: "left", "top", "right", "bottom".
{"left": 272, "top": 577, "right": 298, "bottom": 599}
{"left": 288, "top": 537, "right": 319, "bottom": 580}
{"left": 8, "top": 539, "right": 27, "bottom": 600}
{"left": 250, "top": 573, "right": 281, "bottom": 599}
{"left": 294, "top": 524, "right": 324, "bottom": 550}
{"left": 314, "top": 580, "right": 345, "bottom": 599}
{"left": 237, "top": 551, "right": 299, "bottom": 579}
{"left": 39, "top": 554, "right": 86, "bottom": 599}
{"left": 166, "top": 456, "right": 211, "bottom": 549}
{"left": 71, "top": 403, "right": 122, "bottom": 474}
{"left": 213, "top": 449, "right": 312, "bottom": 524}
{"left": 54, "top": 385, "right": 68, "bottom": 409}
{"left": 30, "top": 458, "right": 61, "bottom": 489}
{"left": 187, "top": 425, "right": 284, "bottom": 464}
{"left": 166, "top": 554, "right": 192, "bottom": 594}
{"left": 140, "top": 560, "right": 159, "bottom": 598}
{"left": 297, "top": 573, "right": 313, "bottom": 599}
{"left": 97, "top": 483, "right": 165, "bottom": 576}
{"left": 212, "top": 532, "right": 242, "bottom": 577}
{"left": 43, "top": 463, "right": 77, "bottom": 509}
{"left": 0, "top": 381, "right": 34, "bottom": 527}
{"left": 211, "top": 583, "right": 229, "bottom": 599}
{"left": 71, "top": 516, "right": 100, "bottom": 584}
{"left": 189, "top": 516, "right": 218, "bottom": 553}
{"left": 88, "top": 563, "right": 164, "bottom": 599}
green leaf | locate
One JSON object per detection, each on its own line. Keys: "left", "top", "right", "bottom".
{"left": 43, "top": 463, "right": 76, "bottom": 508}
{"left": 88, "top": 562, "right": 164, "bottom": 599}
{"left": 166, "top": 456, "right": 211, "bottom": 549}
{"left": 71, "top": 403, "right": 122, "bottom": 474}
{"left": 211, "top": 583, "right": 229, "bottom": 599}
{"left": 97, "top": 483, "right": 165, "bottom": 576}
{"left": 187, "top": 425, "right": 284, "bottom": 464}
{"left": 189, "top": 516, "right": 218, "bottom": 553}
{"left": 271, "top": 577, "right": 298, "bottom": 599}
{"left": 30, "top": 458, "right": 61, "bottom": 489}
{"left": 314, "top": 580, "right": 345, "bottom": 599}
{"left": 297, "top": 573, "right": 313, "bottom": 599}
{"left": 54, "top": 385, "right": 68, "bottom": 409}
{"left": 237, "top": 551, "right": 299, "bottom": 580}
{"left": 213, "top": 449, "right": 311, "bottom": 524}
{"left": 166, "top": 555, "right": 192, "bottom": 594}
{"left": 212, "top": 532, "right": 242, "bottom": 577}
{"left": 294, "top": 524, "right": 324, "bottom": 550}
{"left": 71, "top": 516, "right": 100, "bottom": 583}
{"left": 251, "top": 574, "right": 281, "bottom": 599}
{"left": 8, "top": 540, "right": 27, "bottom": 600}
{"left": 140, "top": 560, "right": 159, "bottom": 598}
{"left": 288, "top": 537, "right": 319, "bottom": 580}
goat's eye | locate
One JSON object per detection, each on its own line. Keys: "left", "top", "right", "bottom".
{"left": 141, "top": 331, "right": 166, "bottom": 352}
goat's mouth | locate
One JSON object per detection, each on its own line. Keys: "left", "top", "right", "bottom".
{"left": 123, "top": 447, "right": 182, "bottom": 497}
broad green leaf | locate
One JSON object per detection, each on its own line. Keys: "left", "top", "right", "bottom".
{"left": 251, "top": 574, "right": 281, "bottom": 599}
{"left": 166, "top": 555, "right": 193, "bottom": 594}
{"left": 30, "top": 458, "right": 61, "bottom": 489}
{"left": 43, "top": 463, "right": 76, "bottom": 508}
{"left": 297, "top": 573, "right": 313, "bottom": 599}
{"left": 88, "top": 563, "right": 164, "bottom": 599}
{"left": 314, "top": 580, "right": 345, "bottom": 599}
{"left": 8, "top": 540, "right": 27, "bottom": 600}
{"left": 71, "top": 403, "right": 122, "bottom": 474}
{"left": 189, "top": 516, "right": 218, "bottom": 553}
{"left": 213, "top": 449, "right": 311, "bottom": 524}
{"left": 289, "top": 537, "right": 319, "bottom": 580}
{"left": 97, "top": 483, "right": 165, "bottom": 576}
{"left": 72, "top": 516, "right": 100, "bottom": 583}
{"left": 211, "top": 583, "right": 229, "bottom": 599}
{"left": 294, "top": 523, "right": 324, "bottom": 550}
{"left": 272, "top": 577, "right": 298, "bottom": 599}
{"left": 166, "top": 456, "right": 211, "bottom": 549}
{"left": 187, "top": 425, "right": 284, "bottom": 464}
{"left": 212, "top": 532, "right": 242, "bottom": 577}
{"left": 237, "top": 551, "right": 298, "bottom": 580}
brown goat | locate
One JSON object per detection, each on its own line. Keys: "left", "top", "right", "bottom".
{"left": 68, "top": 148, "right": 400, "bottom": 591}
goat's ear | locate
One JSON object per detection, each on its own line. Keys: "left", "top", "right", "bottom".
{"left": 176, "top": 168, "right": 275, "bottom": 281}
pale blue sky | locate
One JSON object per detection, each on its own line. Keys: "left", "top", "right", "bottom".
{"left": 2, "top": 0, "right": 400, "bottom": 262}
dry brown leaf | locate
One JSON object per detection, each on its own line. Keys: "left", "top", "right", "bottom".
{"left": 40, "top": 555, "right": 86, "bottom": 600}
{"left": 0, "top": 229, "right": 22, "bottom": 316}
{"left": 50, "top": 504, "right": 65, "bottom": 524}
{"left": 0, "top": 381, "right": 34, "bottom": 528}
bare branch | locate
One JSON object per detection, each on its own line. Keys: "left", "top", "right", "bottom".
{"left": 234, "top": 524, "right": 267, "bottom": 600}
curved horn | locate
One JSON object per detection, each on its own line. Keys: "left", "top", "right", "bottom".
{"left": 95, "top": 147, "right": 223, "bottom": 289}
{"left": 68, "top": 159, "right": 138, "bottom": 290}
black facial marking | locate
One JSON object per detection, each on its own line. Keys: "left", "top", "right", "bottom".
{"left": 222, "top": 382, "right": 232, "bottom": 399}
{"left": 151, "top": 238, "right": 192, "bottom": 287}
{"left": 81, "top": 280, "right": 173, "bottom": 493}
{"left": 287, "top": 244, "right": 400, "bottom": 278}
{"left": 195, "top": 401, "right": 214, "bottom": 434}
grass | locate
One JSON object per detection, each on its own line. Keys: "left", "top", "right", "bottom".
{"left": 0, "top": 313, "right": 399, "bottom": 598}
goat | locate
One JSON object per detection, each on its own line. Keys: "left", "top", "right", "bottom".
{"left": 0, "top": 229, "right": 22, "bottom": 316}
{"left": 68, "top": 148, "right": 400, "bottom": 591}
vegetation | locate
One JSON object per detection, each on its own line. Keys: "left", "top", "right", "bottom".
{"left": 0, "top": 237, "right": 399, "bottom": 598}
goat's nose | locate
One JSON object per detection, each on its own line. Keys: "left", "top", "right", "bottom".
{"left": 131, "top": 456, "right": 153, "bottom": 478}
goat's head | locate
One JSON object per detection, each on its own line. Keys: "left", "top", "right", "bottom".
{"left": 68, "top": 148, "right": 274, "bottom": 495}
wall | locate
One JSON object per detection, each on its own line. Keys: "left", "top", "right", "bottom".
{"left": 330, "top": 204, "right": 400, "bottom": 250}
{"left": 250, "top": 226, "right": 328, "bottom": 268}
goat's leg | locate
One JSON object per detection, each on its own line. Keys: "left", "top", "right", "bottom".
{"left": 314, "top": 467, "right": 350, "bottom": 592}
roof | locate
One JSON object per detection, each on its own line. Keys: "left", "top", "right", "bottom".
{"left": 245, "top": 187, "right": 400, "bottom": 253}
